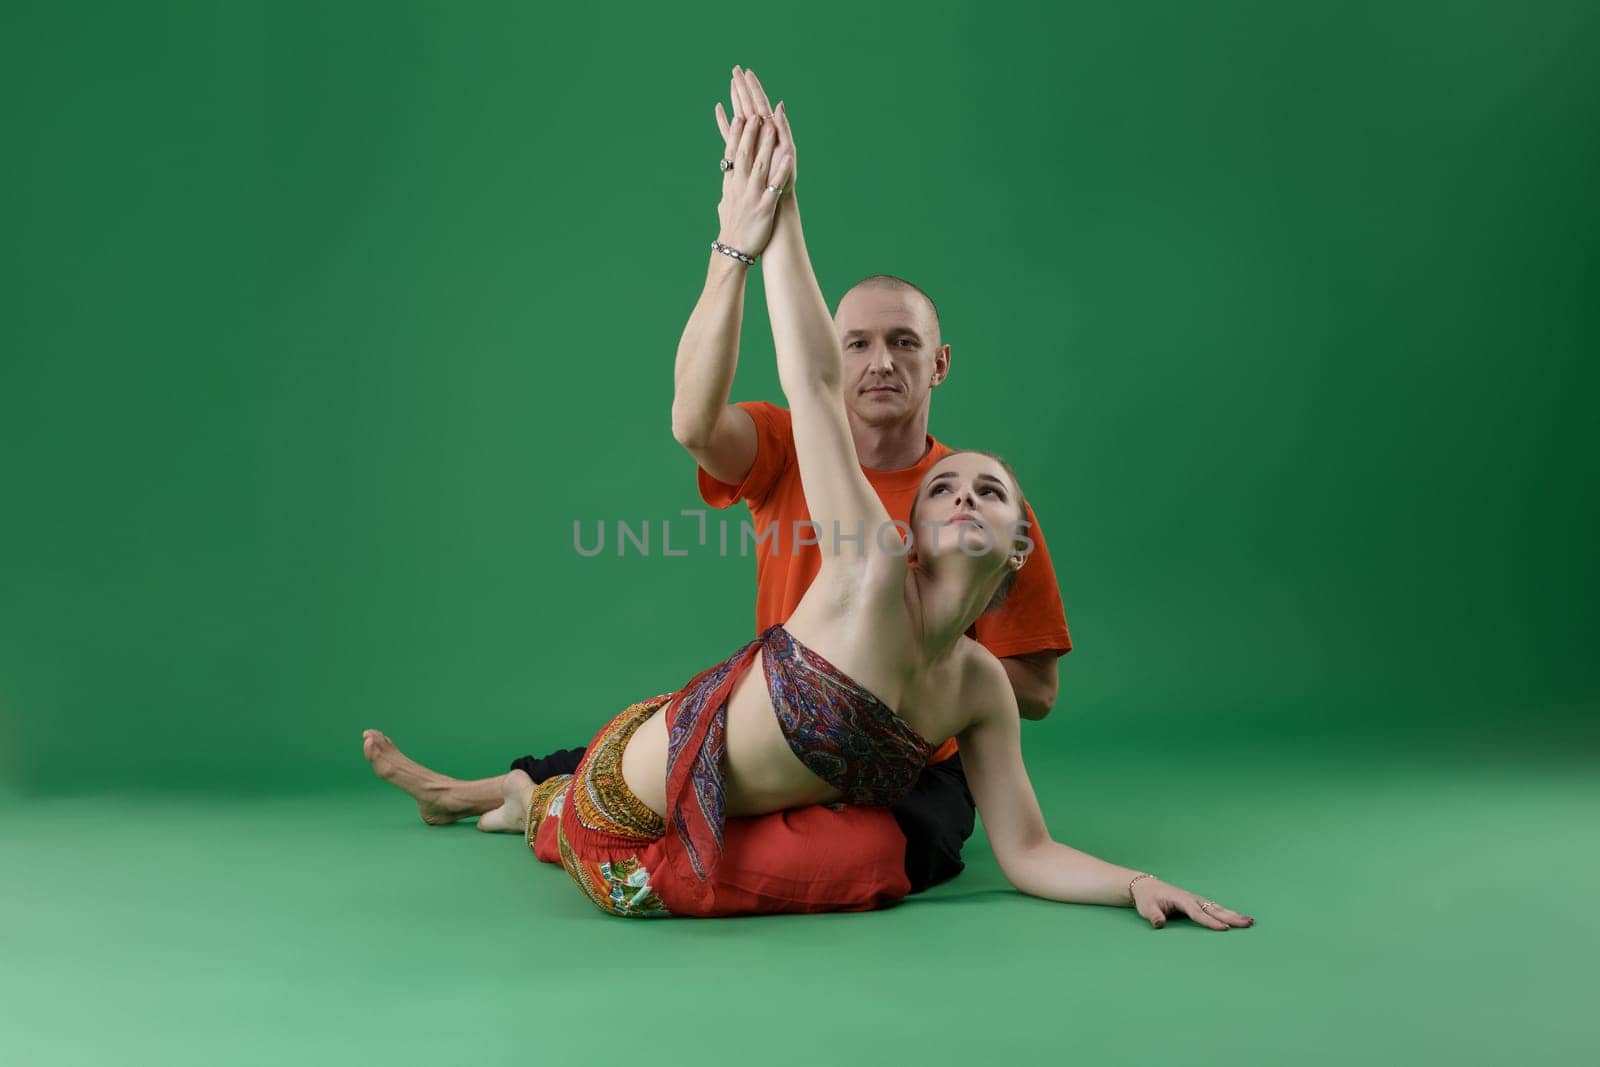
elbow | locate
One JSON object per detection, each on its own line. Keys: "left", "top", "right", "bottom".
{"left": 994, "top": 840, "right": 1052, "bottom": 898}
{"left": 670, "top": 407, "right": 712, "bottom": 451}
{"left": 1018, "top": 679, "right": 1059, "bottom": 722}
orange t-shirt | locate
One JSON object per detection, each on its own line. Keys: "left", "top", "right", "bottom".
{"left": 698, "top": 401, "right": 1073, "bottom": 762}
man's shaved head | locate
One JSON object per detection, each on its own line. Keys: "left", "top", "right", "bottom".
{"left": 836, "top": 274, "right": 942, "bottom": 343}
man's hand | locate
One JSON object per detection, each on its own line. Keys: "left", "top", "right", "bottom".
{"left": 714, "top": 85, "right": 792, "bottom": 260}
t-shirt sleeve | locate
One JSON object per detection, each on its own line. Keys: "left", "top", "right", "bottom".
{"left": 969, "top": 499, "right": 1073, "bottom": 660}
{"left": 696, "top": 401, "right": 795, "bottom": 511}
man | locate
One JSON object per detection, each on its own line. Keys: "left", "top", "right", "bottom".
{"left": 363, "top": 67, "right": 1071, "bottom": 894}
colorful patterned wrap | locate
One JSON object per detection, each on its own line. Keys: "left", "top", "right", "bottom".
{"left": 761, "top": 624, "right": 935, "bottom": 803}
{"left": 662, "top": 624, "right": 935, "bottom": 908}
{"left": 552, "top": 693, "right": 676, "bottom": 918}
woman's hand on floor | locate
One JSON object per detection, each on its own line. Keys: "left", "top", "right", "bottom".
{"left": 1132, "top": 877, "right": 1255, "bottom": 931}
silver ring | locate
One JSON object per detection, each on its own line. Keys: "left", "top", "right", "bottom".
{"left": 719, "top": 158, "right": 734, "bottom": 172}
{"left": 1199, "top": 900, "right": 1216, "bottom": 913}
{"left": 766, "top": 184, "right": 784, "bottom": 196}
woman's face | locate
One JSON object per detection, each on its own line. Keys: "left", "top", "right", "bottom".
{"left": 911, "top": 453, "right": 1026, "bottom": 565}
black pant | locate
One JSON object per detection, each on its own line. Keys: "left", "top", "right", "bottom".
{"left": 508, "top": 748, "right": 976, "bottom": 894}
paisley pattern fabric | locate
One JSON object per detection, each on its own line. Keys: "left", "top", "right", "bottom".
{"left": 762, "top": 624, "right": 935, "bottom": 803}
{"left": 662, "top": 643, "right": 759, "bottom": 886}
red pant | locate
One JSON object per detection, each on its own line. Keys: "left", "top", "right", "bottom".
{"left": 531, "top": 783, "right": 911, "bottom": 917}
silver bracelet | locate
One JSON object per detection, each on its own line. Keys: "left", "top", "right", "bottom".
{"left": 711, "top": 240, "right": 755, "bottom": 266}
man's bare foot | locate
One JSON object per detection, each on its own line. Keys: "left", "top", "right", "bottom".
{"left": 361, "top": 729, "right": 497, "bottom": 826}
{"left": 477, "top": 769, "right": 538, "bottom": 834}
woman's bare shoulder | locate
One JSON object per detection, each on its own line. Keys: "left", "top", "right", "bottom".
{"left": 954, "top": 637, "right": 1017, "bottom": 723}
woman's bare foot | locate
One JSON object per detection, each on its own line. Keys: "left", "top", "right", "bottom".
{"left": 361, "top": 729, "right": 503, "bottom": 825}
{"left": 477, "top": 769, "right": 537, "bottom": 834}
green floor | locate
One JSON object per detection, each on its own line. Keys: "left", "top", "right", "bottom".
{"left": 3, "top": 744, "right": 1590, "bottom": 1065}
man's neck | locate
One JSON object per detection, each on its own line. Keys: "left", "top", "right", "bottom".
{"left": 848, "top": 411, "right": 932, "bottom": 471}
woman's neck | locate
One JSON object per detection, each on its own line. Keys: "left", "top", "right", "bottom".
{"left": 906, "top": 562, "right": 999, "bottom": 666}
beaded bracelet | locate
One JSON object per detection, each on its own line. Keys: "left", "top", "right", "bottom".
{"left": 711, "top": 240, "right": 756, "bottom": 266}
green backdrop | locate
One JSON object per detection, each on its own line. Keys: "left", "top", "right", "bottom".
{"left": 1, "top": 4, "right": 1597, "bottom": 1063}
{"left": 3, "top": 1, "right": 1593, "bottom": 791}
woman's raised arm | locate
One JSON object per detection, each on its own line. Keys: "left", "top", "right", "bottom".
{"left": 750, "top": 81, "right": 899, "bottom": 564}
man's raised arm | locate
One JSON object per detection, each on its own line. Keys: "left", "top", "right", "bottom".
{"left": 670, "top": 249, "right": 757, "bottom": 486}
{"left": 670, "top": 74, "right": 789, "bottom": 486}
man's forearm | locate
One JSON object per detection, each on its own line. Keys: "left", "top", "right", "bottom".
{"left": 671, "top": 252, "right": 749, "bottom": 447}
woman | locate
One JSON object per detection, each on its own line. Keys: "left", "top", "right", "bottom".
{"left": 462, "top": 71, "right": 1252, "bottom": 930}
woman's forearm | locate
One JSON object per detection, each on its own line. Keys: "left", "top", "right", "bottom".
{"left": 761, "top": 191, "right": 843, "bottom": 396}
{"left": 670, "top": 252, "right": 749, "bottom": 447}
{"left": 1003, "top": 840, "right": 1147, "bottom": 907}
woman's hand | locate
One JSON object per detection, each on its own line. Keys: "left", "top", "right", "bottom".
{"left": 1132, "top": 877, "right": 1254, "bottom": 931}
{"left": 716, "top": 66, "right": 797, "bottom": 187}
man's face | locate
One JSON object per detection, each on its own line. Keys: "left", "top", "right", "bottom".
{"left": 833, "top": 287, "right": 951, "bottom": 427}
